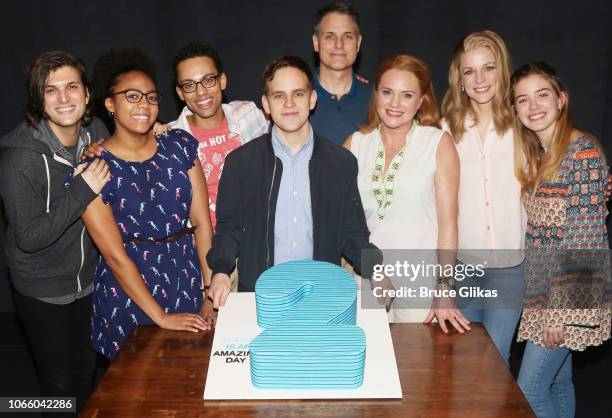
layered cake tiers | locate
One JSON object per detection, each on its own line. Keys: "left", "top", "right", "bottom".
{"left": 250, "top": 260, "right": 366, "bottom": 389}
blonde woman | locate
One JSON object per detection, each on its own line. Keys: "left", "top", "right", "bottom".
{"left": 512, "top": 62, "right": 610, "bottom": 418}
{"left": 441, "top": 31, "right": 524, "bottom": 365}
{"left": 343, "top": 54, "right": 465, "bottom": 330}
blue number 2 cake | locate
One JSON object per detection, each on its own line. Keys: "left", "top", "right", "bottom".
{"left": 250, "top": 260, "right": 366, "bottom": 389}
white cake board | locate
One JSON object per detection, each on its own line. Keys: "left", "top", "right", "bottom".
{"left": 203, "top": 292, "right": 402, "bottom": 400}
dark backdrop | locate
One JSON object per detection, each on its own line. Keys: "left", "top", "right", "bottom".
{"left": 1, "top": 0, "right": 611, "bottom": 139}
{"left": 3, "top": 0, "right": 611, "bottom": 309}
{"left": 0, "top": 1, "right": 611, "bottom": 415}
{"left": 1, "top": 0, "right": 611, "bottom": 308}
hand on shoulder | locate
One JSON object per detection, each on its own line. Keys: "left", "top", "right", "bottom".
{"left": 78, "top": 158, "right": 111, "bottom": 194}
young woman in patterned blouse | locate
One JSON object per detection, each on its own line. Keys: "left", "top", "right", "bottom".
{"left": 512, "top": 62, "right": 611, "bottom": 418}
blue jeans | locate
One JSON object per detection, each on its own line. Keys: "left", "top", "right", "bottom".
{"left": 457, "top": 263, "right": 524, "bottom": 366}
{"left": 518, "top": 341, "right": 574, "bottom": 418}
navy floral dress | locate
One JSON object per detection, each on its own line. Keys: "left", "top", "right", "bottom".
{"left": 90, "top": 130, "right": 203, "bottom": 361}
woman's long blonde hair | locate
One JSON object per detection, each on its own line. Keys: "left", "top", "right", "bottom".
{"left": 441, "top": 30, "right": 513, "bottom": 142}
{"left": 511, "top": 62, "right": 581, "bottom": 193}
{"left": 360, "top": 54, "right": 440, "bottom": 133}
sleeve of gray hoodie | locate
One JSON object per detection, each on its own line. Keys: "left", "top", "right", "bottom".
{"left": 87, "top": 117, "right": 110, "bottom": 142}
{"left": 0, "top": 148, "right": 98, "bottom": 253}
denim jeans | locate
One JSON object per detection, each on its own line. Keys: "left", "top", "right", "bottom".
{"left": 457, "top": 263, "right": 524, "bottom": 366}
{"left": 518, "top": 341, "right": 574, "bottom": 418}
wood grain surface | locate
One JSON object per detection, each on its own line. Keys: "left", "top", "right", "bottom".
{"left": 82, "top": 323, "right": 534, "bottom": 417}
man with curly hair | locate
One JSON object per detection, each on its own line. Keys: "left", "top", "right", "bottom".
{"left": 168, "top": 43, "right": 269, "bottom": 231}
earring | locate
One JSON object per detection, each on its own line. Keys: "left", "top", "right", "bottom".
{"left": 460, "top": 85, "right": 465, "bottom": 92}
{"left": 108, "top": 111, "right": 114, "bottom": 117}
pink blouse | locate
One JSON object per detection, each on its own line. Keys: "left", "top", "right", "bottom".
{"left": 444, "top": 117, "right": 526, "bottom": 267}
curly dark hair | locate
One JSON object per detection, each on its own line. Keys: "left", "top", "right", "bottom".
{"left": 92, "top": 48, "right": 157, "bottom": 100}
{"left": 92, "top": 48, "right": 157, "bottom": 128}
{"left": 172, "top": 43, "right": 224, "bottom": 81}
{"left": 25, "top": 51, "right": 92, "bottom": 126}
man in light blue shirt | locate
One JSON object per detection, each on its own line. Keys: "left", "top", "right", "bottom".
{"left": 207, "top": 56, "right": 381, "bottom": 303}
{"left": 271, "top": 128, "right": 314, "bottom": 265}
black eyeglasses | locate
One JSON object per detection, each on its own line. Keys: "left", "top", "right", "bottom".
{"left": 111, "top": 89, "right": 162, "bottom": 105}
{"left": 178, "top": 74, "right": 221, "bottom": 93}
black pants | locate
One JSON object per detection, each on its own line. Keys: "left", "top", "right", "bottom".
{"left": 13, "top": 290, "right": 96, "bottom": 414}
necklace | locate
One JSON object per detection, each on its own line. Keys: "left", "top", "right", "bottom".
{"left": 371, "top": 123, "right": 418, "bottom": 219}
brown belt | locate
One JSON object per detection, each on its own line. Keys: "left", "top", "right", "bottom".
{"left": 126, "top": 226, "right": 196, "bottom": 244}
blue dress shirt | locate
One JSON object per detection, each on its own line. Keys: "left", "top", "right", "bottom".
{"left": 271, "top": 126, "right": 314, "bottom": 265}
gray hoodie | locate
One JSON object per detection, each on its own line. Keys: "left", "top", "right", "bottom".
{"left": 0, "top": 118, "right": 108, "bottom": 298}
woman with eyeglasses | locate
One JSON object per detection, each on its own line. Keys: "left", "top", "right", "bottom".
{"left": 80, "top": 49, "right": 214, "bottom": 362}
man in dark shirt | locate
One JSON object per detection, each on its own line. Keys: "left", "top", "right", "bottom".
{"left": 309, "top": 2, "right": 371, "bottom": 144}
{"left": 207, "top": 56, "right": 381, "bottom": 306}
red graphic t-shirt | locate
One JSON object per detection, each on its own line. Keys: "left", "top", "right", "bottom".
{"left": 189, "top": 118, "right": 242, "bottom": 229}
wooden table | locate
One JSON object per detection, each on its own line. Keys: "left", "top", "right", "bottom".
{"left": 82, "top": 324, "right": 534, "bottom": 417}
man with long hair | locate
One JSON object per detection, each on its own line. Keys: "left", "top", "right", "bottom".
{"left": 0, "top": 51, "right": 110, "bottom": 412}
